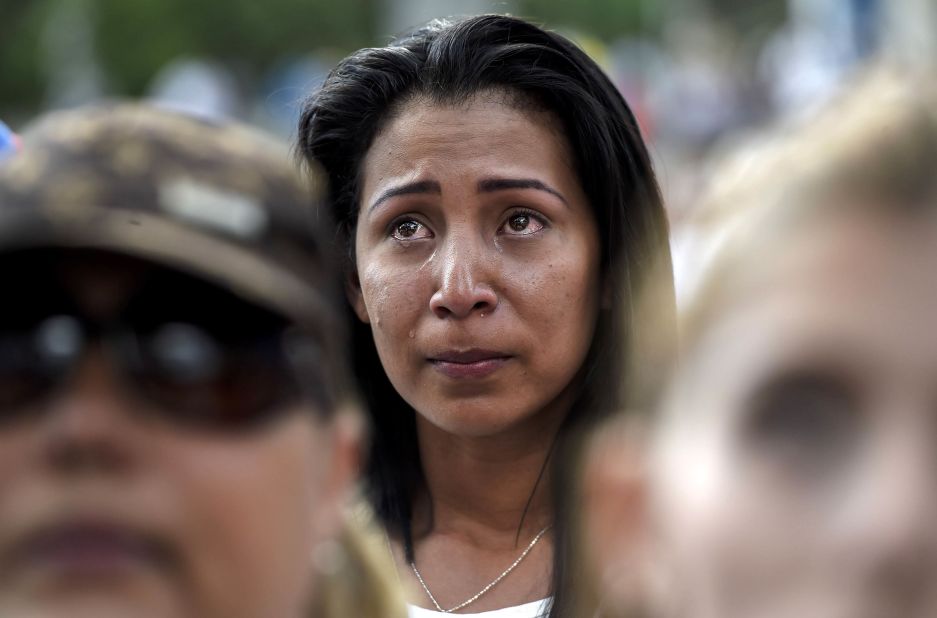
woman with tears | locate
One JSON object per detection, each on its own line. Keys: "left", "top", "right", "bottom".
{"left": 298, "top": 14, "right": 676, "bottom": 617}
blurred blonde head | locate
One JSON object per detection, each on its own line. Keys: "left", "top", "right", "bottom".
{"left": 679, "top": 65, "right": 937, "bottom": 339}
{"left": 585, "top": 65, "right": 937, "bottom": 618}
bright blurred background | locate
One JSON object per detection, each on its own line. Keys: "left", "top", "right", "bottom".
{"left": 1, "top": 0, "right": 935, "bottom": 216}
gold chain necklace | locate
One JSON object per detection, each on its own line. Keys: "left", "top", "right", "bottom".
{"left": 409, "top": 524, "right": 552, "bottom": 613}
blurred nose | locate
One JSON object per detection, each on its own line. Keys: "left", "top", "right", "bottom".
{"left": 429, "top": 233, "right": 498, "bottom": 319}
{"left": 41, "top": 347, "right": 139, "bottom": 474}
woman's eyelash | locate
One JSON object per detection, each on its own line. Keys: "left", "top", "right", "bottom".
{"left": 510, "top": 207, "right": 544, "bottom": 220}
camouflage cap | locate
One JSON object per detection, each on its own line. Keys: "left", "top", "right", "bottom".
{"left": 0, "top": 103, "right": 342, "bottom": 337}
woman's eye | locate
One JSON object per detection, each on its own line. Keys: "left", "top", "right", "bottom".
{"left": 391, "top": 219, "right": 431, "bottom": 241}
{"left": 743, "top": 373, "right": 859, "bottom": 472}
{"left": 501, "top": 212, "right": 545, "bottom": 235}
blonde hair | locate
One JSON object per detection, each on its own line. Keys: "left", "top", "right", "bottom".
{"left": 311, "top": 501, "right": 408, "bottom": 618}
{"left": 677, "top": 64, "right": 937, "bottom": 344}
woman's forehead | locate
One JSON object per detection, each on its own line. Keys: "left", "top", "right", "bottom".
{"left": 359, "top": 96, "right": 580, "bottom": 212}
{"left": 675, "top": 211, "right": 937, "bottom": 397}
{"left": 374, "top": 93, "right": 566, "bottom": 152}
{"left": 683, "top": 202, "right": 935, "bottom": 334}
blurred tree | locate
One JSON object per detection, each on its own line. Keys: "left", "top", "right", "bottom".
{"left": 516, "top": 0, "right": 663, "bottom": 39}
{"left": 0, "top": 2, "right": 53, "bottom": 117}
{"left": 515, "top": 0, "right": 787, "bottom": 47}
{"left": 703, "top": 0, "right": 787, "bottom": 43}
{"left": 0, "top": 0, "right": 375, "bottom": 118}
{"left": 0, "top": 0, "right": 790, "bottom": 121}
{"left": 95, "top": 0, "right": 376, "bottom": 95}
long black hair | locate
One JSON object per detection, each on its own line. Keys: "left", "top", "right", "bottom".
{"left": 297, "top": 14, "right": 675, "bottom": 617}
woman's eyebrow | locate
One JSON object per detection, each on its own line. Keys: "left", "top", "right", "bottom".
{"left": 477, "top": 177, "right": 569, "bottom": 207}
{"left": 369, "top": 180, "right": 441, "bottom": 211}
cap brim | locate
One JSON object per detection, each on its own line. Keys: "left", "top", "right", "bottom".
{"left": 0, "top": 207, "right": 335, "bottom": 330}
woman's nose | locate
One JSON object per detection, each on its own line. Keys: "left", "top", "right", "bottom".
{"left": 41, "top": 348, "right": 139, "bottom": 474}
{"left": 429, "top": 237, "right": 499, "bottom": 319}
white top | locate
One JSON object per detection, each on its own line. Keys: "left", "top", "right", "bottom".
{"left": 407, "top": 599, "right": 551, "bottom": 618}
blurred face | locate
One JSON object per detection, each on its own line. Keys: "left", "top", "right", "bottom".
{"left": 651, "top": 211, "right": 937, "bottom": 618}
{"left": 351, "top": 92, "right": 602, "bottom": 437}
{"left": 0, "top": 254, "right": 352, "bottom": 618}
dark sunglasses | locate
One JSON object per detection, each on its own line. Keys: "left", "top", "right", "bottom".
{"left": 0, "top": 250, "right": 327, "bottom": 431}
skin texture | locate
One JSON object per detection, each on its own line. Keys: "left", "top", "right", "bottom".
{"left": 0, "top": 261, "right": 356, "bottom": 618}
{"left": 350, "top": 92, "right": 602, "bottom": 611}
{"left": 646, "top": 211, "right": 937, "bottom": 618}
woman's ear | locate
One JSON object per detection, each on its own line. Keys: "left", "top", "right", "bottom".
{"left": 310, "top": 403, "right": 365, "bottom": 545}
{"left": 344, "top": 267, "right": 371, "bottom": 324}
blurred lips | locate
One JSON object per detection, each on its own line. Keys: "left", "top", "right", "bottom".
{"left": 427, "top": 349, "right": 512, "bottom": 379}
{"left": 4, "top": 520, "right": 173, "bottom": 579}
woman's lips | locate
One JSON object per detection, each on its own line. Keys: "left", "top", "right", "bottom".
{"left": 428, "top": 349, "right": 512, "bottom": 379}
{"left": 9, "top": 521, "right": 171, "bottom": 578}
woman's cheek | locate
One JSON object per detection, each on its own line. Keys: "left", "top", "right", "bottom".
{"left": 549, "top": 254, "right": 601, "bottom": 337}
{"left": 360, "top": 260, "right": 429, "bottom": 332}
{"left": 177, "top": 419, "right": 327, "bottom": 616}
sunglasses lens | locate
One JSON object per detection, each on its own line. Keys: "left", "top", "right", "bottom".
{"left": 0, "top": 255, "right": 79, "bottom": 418}
{"left": 0, "top": 317, "right": 82, "bottom": 415}
{"left": 125, "top": 272, "right": 306, "bottom": 430}
{"left": 0, "top": 250, "right": 322, "bottom": 431}
{"left": 0, "top": 330, "right": 56, "bottom": 416}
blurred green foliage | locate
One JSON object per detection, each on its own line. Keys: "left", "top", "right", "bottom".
{"left": 0, "top": 3, "right": 50, "bottom": 114}
{"left": 0, "top": 0, "right": 783, "bottom": 120}
{"left": 0, "top": 0, "right": 375, "bottom": 117}
{"left": 516, "top": 0, "right": 662, "bottom": 39}
{"left": 94, "top": 0, "right": 375, "bottom": 94}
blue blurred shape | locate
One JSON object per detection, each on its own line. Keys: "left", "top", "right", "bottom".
{"left": 0, "top": 120, "right": 19, "bottom": 161}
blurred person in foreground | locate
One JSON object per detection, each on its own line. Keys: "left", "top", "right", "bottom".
{"left": 0, "top": 103, "right": 397, "bottom": 618}
{"left": 581, "top": 67, "right": 937, "bottom": 618}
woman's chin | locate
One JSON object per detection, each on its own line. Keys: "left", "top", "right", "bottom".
{"left": 413, "top": 399, "right": 545, "bottom": 439}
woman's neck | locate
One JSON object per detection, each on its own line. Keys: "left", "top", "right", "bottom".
{"left": 387, "top": 393, "right": 576, "bottom": 613}
{"left": 412, "top": 396, "right": 569, "bottom": 545}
